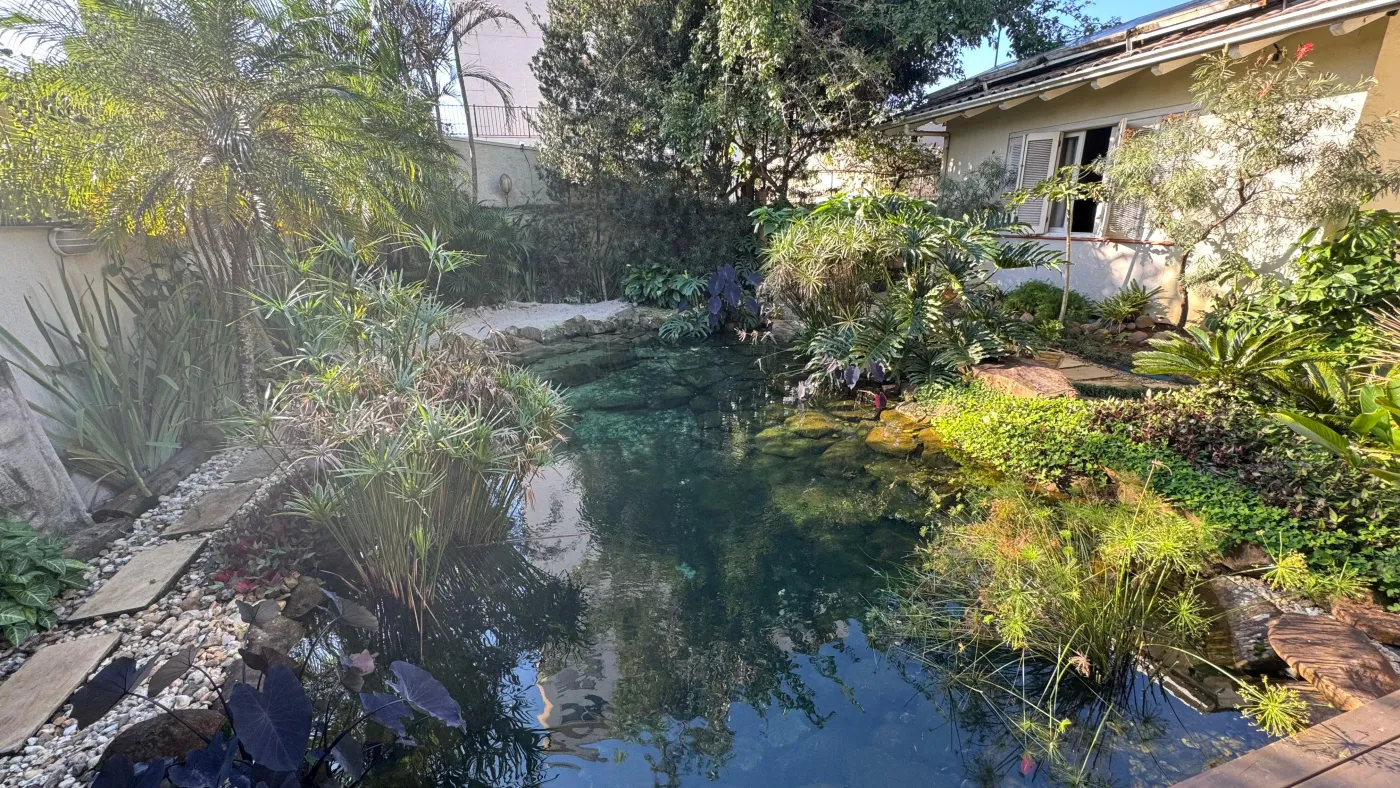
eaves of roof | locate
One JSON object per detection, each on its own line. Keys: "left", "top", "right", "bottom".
{"left": 884, "top": 0, "right": 1400, "bottom": 128}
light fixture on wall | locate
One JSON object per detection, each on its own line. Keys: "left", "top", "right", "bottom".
{"left": 499, "top": 173, "right": 513, "bottom": 207}
{"left": 47, "top": 227, "right": 99, "bottom": 257}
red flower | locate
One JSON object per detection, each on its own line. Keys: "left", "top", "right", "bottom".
{"left": 1296, "top": 42, "right": 1314, "bottom": 59}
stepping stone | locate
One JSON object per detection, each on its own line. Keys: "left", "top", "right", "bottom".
{"left": 1059, "top": 364, "right": 1118, "bottom": 382}
{"left": 222, "top": 448, "right": 286, "bottom": 484}
{"left": 164, "top": 482, "right": 259, "bottom": 537}
{"left": 0, "top": 634, "right": 120, "bottom": 753}
{"left": 1332, "top": 598, "right": 1400, "bottom": 646}
{"left": 1202, "top": 577, "right": 1283, "bottom": 672}
{"left": 1268, "top": 613, "right": 1400, "bottom": 711}
{"left": 69, "top": 539, "right": 207, "bottom": 621}
{"left": 970, "top": 360, "right": 1078, "bottom": 399}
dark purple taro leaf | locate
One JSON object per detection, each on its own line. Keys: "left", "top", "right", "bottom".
{"left": 168, "top": 732, "right": 235, "bottom": 788}
{"left": 388, "top": 661, "right": 465, "bottom": 730}
{"left": 134, "top": 758, "right": 173, "bottom": 788}
{"left": 227, "top": 665, "right": 313, "bottom": 772}
{"left": 360, "top": 691, "right": 413, "bottom": 737}
{"left": 148, "top": 647, "right": 198, "bottom": 698}
{"left": 871, "top": 363, "right": 886, "bottom": 384}
{"left": 335, "top": 598, "right": 378, "bottom": 630}
{"left": 239, "top": 648, "right": 270, "bottom": 674}
{"left": 743, "top": 297, "right": 759, "bottom": 315}
{"left": 708, "top": 295, "right": 722, "bottom": 315}
{"left": 331, "top": 735, "right": 366, "bottom": 780}
{"left": 745, "top": 270, "right": 763, "bottom": 287}
{"left": 843, "top": 365, "right": 860, "bottom": 390}
{"left": 70, "top": 658, "right": 155, "bottom": 728}
{"left": 235, "top": 600, "right": 277, "bottom": 626}
{"left": 92, "top": 755, "right": 136, "bottom": 788}
{"left": 677, "top": 298, "right": 689, "bottom": 312}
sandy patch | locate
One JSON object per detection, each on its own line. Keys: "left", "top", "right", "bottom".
{"left": 454, "top": 300, "right": 632, "bottom": 339}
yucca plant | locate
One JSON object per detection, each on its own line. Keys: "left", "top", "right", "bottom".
{"left": 1133, "top": 324, "right": 1334, "bottom": 394}
{"left": 0, "top": 261, "right": 238, "bottom": 492}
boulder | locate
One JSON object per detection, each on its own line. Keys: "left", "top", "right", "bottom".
{"left": 281, "top": 576, "right": 325, "bottom": 620}
{"left": 815, "top": 439, "right": 869, "bottom": 477}
{"left": 1134, "top": 314, "right": 1156, "bottom": 330}
{"left": 102, "top": 710, "right": 226, "bottom": 765}
{"left": 865, "top": 425, "right": 918, "bottom": 456}
{"left": 785, "top": 411, "right": 842, "bottom": 439}
{"left": 917, "top": 428, "right": 946, "bottom": 453}
{"left": 1332, "top": 598, "right": 1400, "bottom": 646}
{"left": 970, "top": 360, "right": 1079, "bottom": 399}
{"left": 0, "top": 361, "right": 94, "bottom": 537}
{"left": 518, "top": 326, "right": 545, "bottom": 343}
{"left": 1202, "top": 577, "right": 1284, "bottom": 673}
{"left": 246, "top": 614, "right": 307, "bottom": 654}
{"left": 879, "top": 408, "right": 925, "bottom": 432}
{"left": 1217, "top": 543, "right": 1274, "bottom": 573}
{"left": 755, "top": 427, "right": 829, "bottom": 458}
{"left": 768, "top": 320, "right": 800, "bottom": 344}
{"left": 1129, "top": 330, "right": 1151, "bottom": 345}
{"left": 1267, "top": 613, "right": 1400, "bottom": 711}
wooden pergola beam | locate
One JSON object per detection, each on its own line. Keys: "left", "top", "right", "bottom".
{"left": 1151, "top": 54, "right": 1201, "bottom": 75}
{"left": 1091, "top": 69, "right": 1142, "bottom": 89}
{"left": 1227, "top": 35, "right": 1284, "bottom": 58}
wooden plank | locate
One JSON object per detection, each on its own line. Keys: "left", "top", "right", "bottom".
{"left": 1091, "top": 69, "right": 1141, "bottom": 89}
{"left": 1300, "top": 739, "right": 1400, "bottom": 785}
{"left": 1152, "top": 54, "right": 1201, "bottom": 75}
{"left": 1173, "top": 691, "right": 1400, "bottom": 787}
{"left": 69, "top": 539, "right": 207, "bottom": 621}
{"left": 1228, "top": 35, "right": 1284, "bottom": 59}
{"left": 90, "top": 435, "right": 217, "bottom": 522}
{"left": 0, "top": 635, "right": 120, "bottom": 753}
{"left": 163, "top": 482, "right": 259, "bottom": 537}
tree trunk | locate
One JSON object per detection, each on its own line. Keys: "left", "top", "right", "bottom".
{"left": 451, "top": 36, "right": 479, "bottom": 203}
{"left": 229, "top": 231, "right": 261, "bottom": 407}
{"left": 1175, "top": 253, "right": 1192, "bottom": 328}
{"left": 1059, "top": 201, "right": 1073, "bottom": 323}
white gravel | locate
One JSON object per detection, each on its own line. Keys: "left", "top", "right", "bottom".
{"left": 454, "top": 300, "right": 632, "bottom": 339}
{"left": 0, "top": 448, "right": 288, "bottom": 788}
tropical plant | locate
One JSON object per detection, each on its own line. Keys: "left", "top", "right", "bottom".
{"left": 1002, "top": 280, "right": 1094, "bottom": 325}
{"left": 936, "top": 155, "right": 1012, "bottom": 219}
{"left": 81, "top": 590, "right": 468, "bottom": 788}
{"left": 621, "top": 263, "right": 707, "bottom": 309}
{"left": 252, "top": 235, "right": 568, "bottom": 617}
{"left": 1010, "top": 165, "right": 1103, "bottom": 322}
{"left": 1097, "top": 280, "right": 1162, "bottom": 324}
{"left": 1276, "top": 379, "right": 1400, "bottom": 485}
{"left": 1100, "top": 48, "right": 1400, "bottom": 326}
{"left": 0, "top": 0, "right": 453, "bottom": 403}
{"left": 0, "top": 260, "right": 238, "bottom": 493}
{"left": 0, "top": 519, "right": 86, "bottom": 646}
{"left": 1216, "top": 210, "right": 1400, "bottom": 353}
{"left": 1133, "top": 324, "right": 1334, "bottom": 393}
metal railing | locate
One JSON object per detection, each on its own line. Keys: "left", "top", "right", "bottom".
{"left": 439, "top": 104, "right": 538, "bottom": 139}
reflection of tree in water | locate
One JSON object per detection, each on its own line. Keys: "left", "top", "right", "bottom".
{"left": 557, "top": 401, "right": 920, "bottom": 786}
{"left": 355, "top": 545, "right": 588, "bottom": 788}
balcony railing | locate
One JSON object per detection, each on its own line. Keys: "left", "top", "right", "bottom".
{"left": 440, "top": 105, "right": 538, "bottom": 139}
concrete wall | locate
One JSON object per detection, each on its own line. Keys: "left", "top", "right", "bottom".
{"left": 939, "top": 22, "right": 1395, "bottom": 319}
{"left": 455, "top": 0, "right": 546, "bottom": 144}
{"left": 447, "top": 137, "right": 552, "bottom": 207}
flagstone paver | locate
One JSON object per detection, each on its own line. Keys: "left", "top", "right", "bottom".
{"left": 221, "top": 448, "right": 285, "bottom": 484}
{"left": 68, "top": 539, "right": 207, "bottom": 621}
{"left": 0, "top": 635, "right": 120, "bottom": 753}
{"left": 163, "top": 482, "right": 259, "bottom": 537}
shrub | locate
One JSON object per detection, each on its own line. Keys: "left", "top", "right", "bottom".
{"left": 0, "top": 520, "right": 87, "bottom": 646}
{"left": 621, "top": 262, "right": 706, "bottom": 308}
{"left": 1132, "top": 324, "right": 1334, "bottom": 394}
{"left": 917, "top": 384, "right": 1400, "bottom": 600}
{"left": 1096, "top": 280, "right": 1162, "bottom": 323}
{"left": 1001, "top": 280, "right": 1094, "bottom": 325}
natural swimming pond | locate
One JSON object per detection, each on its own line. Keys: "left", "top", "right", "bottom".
{"left": 349, "top": 340, "right": 1272, "bottom": 787}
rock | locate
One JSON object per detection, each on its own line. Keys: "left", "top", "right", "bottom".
{"left": 815, "top": 439, "right": 869, "bottom": 477}
{"left": 1217, "top": 543, "right": 1274, "bottom": 573}
{"left": 1134, "top": 314, "right": 1156, "bottom": 330}
{"left": 823, "top": 400, "right": 877, "bottom": 422}
{"left": 785, "top": 411, "right": 842, "bottom": 439}
{"left": 970, "top": 359, "right": 1078, "bottom": 399}
{"left": 1129, "top": 330, "right": 1151, "bottom": 345}
{"left": 768, "top": 320, "right": 800, "bottom": 344}
{"left": 517, "top": 326, "right": 544, "bottom": 343}
{"left": 280, "top": 577, "right": 325, "bottom": 620}
{"left": 178, "top": 590, "right": 204, "bottom": 611}
{"left": 100, "top": 709, "right": 226, "bottom": 765}
{"left": 1332, "top": 598, "right": 1400, "bottom": 646}
{"left": 1019, "top": 312, "right": 1034, "bottom": 322}
{"left": 1267, "top": 613, "right": 1400, "bottom": 711}
{"left": 245, "top": 615, "right": 306, "bottom": 654}
{"left": 1202, "top": 577, "right": 1284, "bottom": 673}
{"left": 1093, "top": 328, "right": 1111, "bottom": 339}
{"left": 755, "top": 427, "right": 829, "bottom": 458}
{"left": 865, "top": 425, "right": 918, "bottom": 456}
{"left": 878, "top": 408, "right": 925, "bottom": 432}
{"left": 916, "top": 428, "right": 946, "bottom": 453}
{"left": 0, "top": 361, "right": 94, "bottom": 537}
{"left": 655, "top": 385, "right": 696, "bottom": 409}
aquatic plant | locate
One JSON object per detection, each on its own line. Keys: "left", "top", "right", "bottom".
{"left": 252, "top": 235, "right": 569, "bottom": 616}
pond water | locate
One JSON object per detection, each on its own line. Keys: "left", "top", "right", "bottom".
{"left": 351, "top": 340, "right": 1271, "bottom": 788}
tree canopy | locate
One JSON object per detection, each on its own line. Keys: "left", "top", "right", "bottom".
{"left": 534, "top": 0, "right": 1108, "bottom": 202}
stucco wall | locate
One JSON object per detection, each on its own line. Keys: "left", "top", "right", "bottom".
{"left": 446, "top": 138, "right": 552, "bottom": 207}
{"left": 0, "top": 226, "right": 114, "bottom": 413}
{"left": 939, "top": 22, "right": 1394, "bottom": 319}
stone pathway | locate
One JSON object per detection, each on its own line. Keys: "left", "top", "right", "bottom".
{"left": 163, "top": 482, "right": 259, "bottom": 536}
{"left": 0, "top": 636, "right": 119, "bottom": 754}
{"left": 67, "top": 539, "right": 208, "bottom": 622}
{"left": 1033, "top": 350, "right": 1178, "bottom": 394}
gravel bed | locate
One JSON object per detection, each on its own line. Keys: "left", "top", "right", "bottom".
{"left": 0, "top": 448, "right": 284, "bottom": 787}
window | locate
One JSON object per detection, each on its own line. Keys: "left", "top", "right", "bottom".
{"left": 1005, "top": 118, "right": 1155, "bottom": 238}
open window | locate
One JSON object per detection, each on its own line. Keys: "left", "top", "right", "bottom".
{"left": 1005, "top": 121, "right": 1144, "bottom": 237}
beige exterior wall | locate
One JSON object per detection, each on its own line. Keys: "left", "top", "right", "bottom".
{"left": 939, "top": 22, "right": 1395, "bottom": 318}
{"left": 446, "top": 137, "right": 552, "bottom": 207}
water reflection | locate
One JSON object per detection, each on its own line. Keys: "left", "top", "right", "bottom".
{"left": 353, "top": 341, "right": 1268, "bottom": 787}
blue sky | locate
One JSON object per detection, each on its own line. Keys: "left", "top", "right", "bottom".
{"left": 947, "top": 0, "right": 1185, "bottom": 86}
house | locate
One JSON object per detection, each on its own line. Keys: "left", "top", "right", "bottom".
{"left": 884, "top": 0, "right": 1400, "bottom": 318}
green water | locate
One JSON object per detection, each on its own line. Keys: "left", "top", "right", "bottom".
{"left": 354, "top": 339, "right": 1270, "bottom": 788}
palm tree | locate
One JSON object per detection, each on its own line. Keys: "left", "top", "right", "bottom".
{"left": 0, "top": 0, "right": 452, "bottom": 403}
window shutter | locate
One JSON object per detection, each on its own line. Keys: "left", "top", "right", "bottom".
{"left": 1015, "top": 132, "right": 1060, "bottom": 232}
{"left": 1003, "top": 135, "right": 1024, "bottom": 194}
{"left": 1103, "top": 118, "right": 1154, "bottom": 240}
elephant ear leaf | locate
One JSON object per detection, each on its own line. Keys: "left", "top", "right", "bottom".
{"left": 147, "top": 647, "right": 198, "bottom": 698}
{"left": 335, "top": 598, "right": 378, "bottom": 630}
{"left": 167, "top": 731, "right": 234, "bottom": 788}
{"left": 331, "top": 735, "right": 366, "bottom": 780}
{"left": 360, "top": 691, "right": 413, "bottom": 738}
{"left": 227, "top": 665, "right": 312, "bottom": 771}
{"left": 388, "top": 661, "right": 465, "bottom": 730}
{"left": 92, "top": 755, "right": 136, "bottom": 788}
{"left": 69, "top": 657, "right": 155, "bottom": 728}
